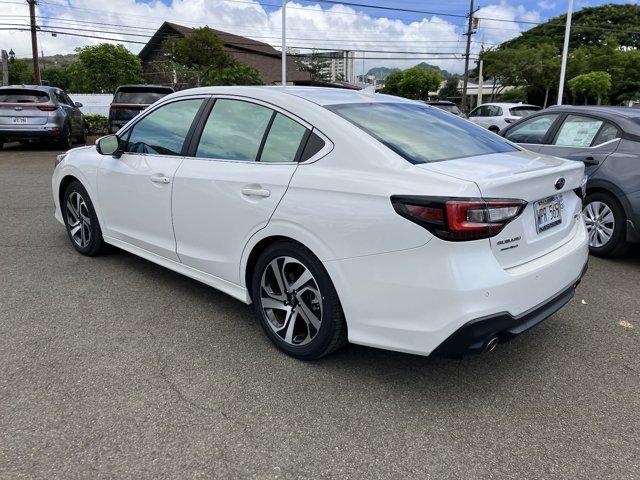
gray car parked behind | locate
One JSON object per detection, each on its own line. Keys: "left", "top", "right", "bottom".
{"left": 0, "top": 85, "right": 85, "bottom": 150}
{"left": 500, "top": 105, "right": 640, "bottom": 257}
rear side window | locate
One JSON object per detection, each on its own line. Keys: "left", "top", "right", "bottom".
{"left": 327, "top": 102, "right": 517, "bottom": 164}
{"left": 196, "top": 99, "right": 273, "bottom": 161}
{"left": 593, "top": 123, "right": 620, "bottom": 145}
{"left": 300, "top": 131, "right": 326, "bottom": 162}
{"left": 505, "top": 114, "right": 559, "bottom": 144}
{"left": 260, "top": 113, "right": 307, "bottom": 163}
{"left": 0, "top": 89, "right": 49, "bottom": 103}
{"left": 509, "top": 106, "right": 541, "bottom": 117}
{"left": 125, "top": 99, "right": 203, "bottom": 155}
{"left": 114, "top": 88, "right": 173, "bottom": 104}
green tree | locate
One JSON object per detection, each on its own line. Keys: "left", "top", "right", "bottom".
{"left": 381, "top": 70, "right": 403, "bottom": 95}
{"left": 67, "top": 44, "right": 142, "bottom": 93}
{"left": 438, "top": 76, "right": 460, "bottom": 99}
{"left": 568, "top": 71, "right": 612, "bottom": 104}
{"left": 480, "top": 48, "right": 528, "bottom": 100}
{"left": 521, "top": 44, "right": 561, "bottom": 107}
{"left": 396, "top": 67, "right": 442, "bottom": 100}
{"left": 295, "top": 51, "right": 331, "bottom": 82}
{"left": 41, "top": 67, "right": 70, "bottom": 90}
{"left": 205, "top": 63, "right": 262, "bottom": 86}
{"left": 8, "top": 58, "right": 32, "bottom": 84}
{"left": 164, "top": 27, "right": 233, "bottom": 74}
{"left": 500, "top": 88, "right": 528, "bottom": 103}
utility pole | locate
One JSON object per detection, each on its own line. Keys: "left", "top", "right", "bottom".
{"left": 281, "top": 0, "right": 286, "bottom": 86}
{"left": 461, "top": 0, "right": 475, "bottom": 113}
{"left": 28, "top": 0, "right": 41, "bottom": 85}
{"left": 1, "top": 50, "right": 8, "bottom": 86}
{"left": 557, "top": 0, "right": 574, "bottom": 105}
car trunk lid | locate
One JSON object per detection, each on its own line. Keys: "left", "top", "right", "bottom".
{"left": 416, "top": 150, "right": 585, "bottom": 268}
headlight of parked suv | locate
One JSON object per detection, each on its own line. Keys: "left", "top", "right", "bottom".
{"left": 55, "top": 153, "right": 68, "bottom": 167}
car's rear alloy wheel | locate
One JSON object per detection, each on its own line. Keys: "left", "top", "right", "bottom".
{"left": 583, "top": 192, "right": 629, "bottom": 257}
{"left": 63, "top": 181, "right": 106, "bottom": 256}
{"left": 252, "top": 241, "right": 347, "bottom": 360}
{"left": 260, "top": 256, "right": 323, "bottom": 346}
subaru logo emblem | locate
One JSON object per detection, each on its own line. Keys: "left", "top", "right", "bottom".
{"left": 14, "top": 106, "right": 22, "bottom": 111}
{"left": 555, "top": 178, "right": 565, "bottom": 190}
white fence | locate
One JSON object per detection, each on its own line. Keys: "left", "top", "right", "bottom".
{"left": 68, "top": 93, "right": 113, "bottom": 116}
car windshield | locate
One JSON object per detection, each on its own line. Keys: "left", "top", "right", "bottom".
{"left": 0, "top": 89, "right": 50, "bottom": 103}
{"left": 326, "top": 102, "right": 517, "bottom": 163}
{"left": 510, "top": 106, "right": 541, "bottom": 117}
{"left": 114, "top": 89, "right": 172, "bottom": 104}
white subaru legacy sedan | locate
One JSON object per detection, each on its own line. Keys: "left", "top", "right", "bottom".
{"left": 52, "top": 87, "right": 589, "bottom": 360}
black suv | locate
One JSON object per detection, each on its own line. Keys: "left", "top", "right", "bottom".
{"left": 108, "top": 85, "right": 174, "bottom": 133}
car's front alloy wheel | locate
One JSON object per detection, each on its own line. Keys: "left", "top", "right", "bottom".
{"left": 252, "top": 241, "right": 347, "bottom": 360}
{"left": 63, "top": 181, "right": 106, "bottom": 256}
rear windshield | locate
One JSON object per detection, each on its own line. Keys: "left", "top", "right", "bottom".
{"left": 510, "top": 106, "right": 541, "bottom": 117}
{"left": 0, "top": 89, "right": 50, "bottom": 103}
{"left": 113, "top": 88, "right": 173, "bottom": 104}
{"left": 326, "top": 102, "right": 517, "bottom": 163}
{"left": 436, "top": 104, "right": 461, "bottom": 114}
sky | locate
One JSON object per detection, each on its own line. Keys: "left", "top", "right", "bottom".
{"left": 0, "top": 0, "right": 637, "bottom": 74}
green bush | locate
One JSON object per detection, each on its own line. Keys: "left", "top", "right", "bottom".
{"left": 84, "top": 114, "right": 109, "bottom": 136}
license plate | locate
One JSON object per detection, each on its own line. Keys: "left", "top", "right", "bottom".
{"left": 535, "top": 195, "right": 563, "bottom": 233}
{"left": 12, "top": 117, "right": 27, "bottom": 124}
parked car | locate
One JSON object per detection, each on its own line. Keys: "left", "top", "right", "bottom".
{"left": 0, "top": 85, "right": 85, "bottom": 149}
{"left": 52, "top": 87, "right": 588, "bottom": 360}
{"left": 108, "top": 84, "right": 174, "bottom": 133}
{"left": 500, "top": 105, "right": 640, "bottom": 257}
{"left": 468, "top": 102, "right": 541, "bottom": 132}
{"left": 424, "top": 100, "right": 465, "bottom": 117}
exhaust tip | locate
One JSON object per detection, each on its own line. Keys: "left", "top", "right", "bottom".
{"left": 483, "top": 337, "right": 499, "bottom": 353}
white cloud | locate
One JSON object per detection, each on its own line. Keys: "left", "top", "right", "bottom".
{"left": 0, "top": 0, "right": 540, "bottom": 75}
{"left": 537, "top": 1, "right": 557, "bottom": 10}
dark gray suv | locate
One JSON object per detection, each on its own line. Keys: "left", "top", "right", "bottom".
{"left": 500, "top": 105, "right": 640, "bottom": 257}
{"left": 0, "top": 85, "right": 85, "bottom": 150}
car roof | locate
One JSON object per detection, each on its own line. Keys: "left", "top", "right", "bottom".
{"left": 115, "top": 84, "right": 174, "bottom": 91}
{"left": 171, "top": 85, "right": 415, "bottom": 106}
{"left": 477, "top": 102, "right": 539, "bottom": 108}
{"left": 546, "top": 104, "right": 640, "bottom": 119}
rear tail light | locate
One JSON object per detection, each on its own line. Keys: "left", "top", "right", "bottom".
{"left": 391, "top": 196, "right": 527, "bottom": 241}
{"left": 37, "top": 104, "right": 57, "bottom": 111}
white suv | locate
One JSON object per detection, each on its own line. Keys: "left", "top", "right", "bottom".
{"left": 468, "top": 103, "right": 541, "bottom": 132}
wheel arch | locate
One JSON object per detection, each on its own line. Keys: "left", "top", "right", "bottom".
{"left": 58, "top": 174, "right": 81, "bottom": 212}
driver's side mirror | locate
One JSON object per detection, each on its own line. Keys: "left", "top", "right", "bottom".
{"left": 96, "top": 134, "right": 122, "bottom": 157}
{"left": 74, "top": 102, "right": 83, "bottom": 108}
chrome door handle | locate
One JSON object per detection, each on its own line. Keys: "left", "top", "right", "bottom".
{"left": 150, "top": 175, "right": 170, "bottom": 184}
{"left": 241, "top": 188, "right": 270, "bottom": 198}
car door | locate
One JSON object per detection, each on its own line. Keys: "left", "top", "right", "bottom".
{"left": 172, "top": 97, "right": 311, "bottom": 284}
{"left": 467, "top": 105, "right": 485, "bottom": 127}
{"left": 537, "top": 114, "right": 621, "bottom": 175}
{"left": 503, "top": 113, "right": 562, "bottom": 152}
{"left": 97, "top": 97, "right": 206, "bottom": 261}
{"left": 485, "top": 105, "right": 504, "bottom": 129}
{"left": 62, "top": 91, "right": 83, "bottom": 132}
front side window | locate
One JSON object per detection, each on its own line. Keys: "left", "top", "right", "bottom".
{"left": 487, "top": 106, "right": 503, "bottom": 116}
{"left": 260, "top": 113, "right": 308, "bottom": 163}
{"left": 554, "top": 115, "right": 604, "bottom": 147}
{"left": 125, "top": 99, "right": 203, "bottom": 155}
{"left": 327, "top": 102, "right": 518, "bottom": 164}
{"left": 196, "top": 99, "right": 273, "bottom": 161}
{"left": 505, "top": 114, "right": 559, "bottom": 144}
{"left": 468, "top": 106, "right": 483, "bottom": 117}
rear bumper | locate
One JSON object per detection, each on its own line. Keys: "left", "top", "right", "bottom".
{"left": 433, "top": 261, "right": 588, "bottom": 357}
{"left": 324, "top": 218, "right": 589, "bottom": 357}
{"left": 0, "top": 126, "right": 63, "bottom": 140}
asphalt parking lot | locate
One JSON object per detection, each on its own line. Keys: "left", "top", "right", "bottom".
{"left": 0, "top": 143, "right": 638, "bottom": 479}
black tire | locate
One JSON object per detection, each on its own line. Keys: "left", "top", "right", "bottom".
{"left": 59, "top": 123, "right": 73, "bottom": 149}
{"left": 489, "top": 125, "right": 500, "bottom": 133}
{"left": 62, "top": 181, "right": 106, "bottom": 256}
{"left": 251, "top": 240, "right": 347, "bottom": 360}
{"left": 583, "top": 191, "right": 629, "bottom": 258}
{"left": 0, "top": 137, "right": 4, "bottom": 150}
